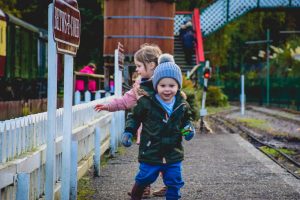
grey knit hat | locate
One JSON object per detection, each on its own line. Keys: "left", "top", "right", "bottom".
{"left": 152, "top": 57, "right": 182, "bottom": 90}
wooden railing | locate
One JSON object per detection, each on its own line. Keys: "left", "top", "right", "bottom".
{"left": 0, "top": 99, "right": 64, "bottom": 121}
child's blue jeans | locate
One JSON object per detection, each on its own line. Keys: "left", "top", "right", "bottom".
{"left": 135, "top": 162, "right": 184, "bottom": 200}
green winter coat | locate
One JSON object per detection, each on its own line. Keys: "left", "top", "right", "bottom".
{"left": 125, "top": 88, "right": 192, "bottom": 165}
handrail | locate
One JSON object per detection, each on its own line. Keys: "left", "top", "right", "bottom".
{"left": 192, "top": 8, "right": 205, "bottom": 64}
{"left": 74, "top": 71, "right": 113, "bottom": 79}
{"left": 74, "top": 71, "right": 105, "bottom": 79}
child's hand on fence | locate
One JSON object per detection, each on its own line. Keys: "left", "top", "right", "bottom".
{"left": 94, "top": 104, "right": 108, "bottom": 112}
{"left": 122, "top": 132, "right": 133, "bottom": 147}
{"left": 181, "top": 123, "right": 195, "bottom": 141}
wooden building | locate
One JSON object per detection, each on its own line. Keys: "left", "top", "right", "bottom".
{"left": 103, "top": 0, "right": 175, "bottom": 65}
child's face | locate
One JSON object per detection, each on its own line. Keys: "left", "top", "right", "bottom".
{"left": 157, "top": 78, "right": 178, "bottom": 102}
{"left": 134, "top": 59, "right": 155, "bottom": 79}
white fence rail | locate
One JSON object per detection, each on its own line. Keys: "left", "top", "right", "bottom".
{"left": 0, "top": 96, "right": 125, "bottom": 199}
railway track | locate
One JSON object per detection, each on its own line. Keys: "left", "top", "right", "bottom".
{"left": 247, "top": 106, "right": 300, "bottom": 125}
{"left": 209, "top": 114, "right": 300, "bottom": 179}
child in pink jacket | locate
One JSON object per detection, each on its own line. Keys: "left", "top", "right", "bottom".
{"left": 94, "top": 44, "right": 175, "bottom": 198}
{"left": 75, "top": 63, "right": 97, "bottom": 92}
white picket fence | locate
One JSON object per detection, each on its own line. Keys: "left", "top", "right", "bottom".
{"left": 0, "top": 42, "right": 125, "bottom": 199}
{"left": 0, "top": 96, "right": 125, "bottom": 199}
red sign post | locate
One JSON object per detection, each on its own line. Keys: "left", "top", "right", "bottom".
{"left": 53, "top": 0, "right": 80, "bottom": 56}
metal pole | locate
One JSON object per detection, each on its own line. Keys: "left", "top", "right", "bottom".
{"left": 61, "top": 54, "right": 74, "bottom": 200}
{"left": 45, "top": 4, "right": 57, "bottom": 200}
{"left": 266, "top": 29, "right": 270, "bottom": 106}
{"left": 241, "top": 75, "right": 245, "bottom": 115}
{"left": 200, "top": 78, "right": 208, "bottom": 133}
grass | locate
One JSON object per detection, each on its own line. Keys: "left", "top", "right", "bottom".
{"left": 260, "top": 146, "right": 296, "bottom": 157}
{"left": 77, "top": 145, "right": 127, "bottom": 199}
{"left": 207, "top": 105, "right": 232, "bottom": 115}
{"left": 236, "top": 118, "right": 291, "bottom": 138}
{"left": 77, "top": 176, "right": 96, "bottom": 200}
{"left": 260, "top": 146, "right": 279, "bottom": 156}
{"left": 236, "top": 118, "right": 271, "bottom": 130}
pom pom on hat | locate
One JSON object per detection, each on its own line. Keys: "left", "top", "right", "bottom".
{"left": 158, "top": 53, "right": 175, "bottom": 64}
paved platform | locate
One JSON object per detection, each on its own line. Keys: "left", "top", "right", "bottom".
{"left": 87, "top": 131, "right": 300, "bottom": 199}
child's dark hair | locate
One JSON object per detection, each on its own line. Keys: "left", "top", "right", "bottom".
{"left": 134, "top": 44, "right": 162, "bottom": 70}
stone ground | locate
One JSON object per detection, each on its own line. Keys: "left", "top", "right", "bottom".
{"left": 227, "top": 106, "right": 300, "bottom": 139}
{"left": 81, "top": 127, "right": 300, "bottom": 200}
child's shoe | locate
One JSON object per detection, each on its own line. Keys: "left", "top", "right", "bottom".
{"left": 127, "top": 185, "right": 151, "bottom": 199}
{"left": 141, "top": 185, "right": 151, "bottom": 198}
{"left": 152, "top": 186, "right": 167, "bottom": 197}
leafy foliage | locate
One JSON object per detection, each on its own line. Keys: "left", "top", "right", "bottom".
{"left": 204, "top": 9, "right": 299, "bottom": 78}
{"left": 268, "top": 37, "right": 300, "bottom": 77}
{"left": 182, "top": 76, "right": 201, "bottom": 120}
{"left": 182, "top": 76, "right": 229, "bottom": 119}
{"left": 176, "top": 0, "right": 215, "bottom": 11}
{"left": 206, "top": 86, "right": 228, "bottom": 107}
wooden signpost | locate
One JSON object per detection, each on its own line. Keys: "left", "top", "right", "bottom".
{"left": 46, "top": 1, "right": 80, "bottom": 200}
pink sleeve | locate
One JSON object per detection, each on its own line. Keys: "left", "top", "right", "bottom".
{"left": 106, "top": 89, "right": 138, "bottom": 112}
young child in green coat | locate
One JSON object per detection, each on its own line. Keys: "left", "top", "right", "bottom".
{"left": 122, "top": 59, "right": 195, "bottom": 200}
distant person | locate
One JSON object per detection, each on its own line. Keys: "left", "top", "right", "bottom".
{"left": 179, "top": 24, "right": 187, "bottom": 42}
{"left": 182, "top": 22, "right": 195, "bottom": 65}
{"left": 183, "top": 16, "right": 191, "bottom": 25}
{"left": 3, "top": 82, "right": 15, "bottom": 101}
{"left": 75, "top": 63, "right": 97, "bottom": 92}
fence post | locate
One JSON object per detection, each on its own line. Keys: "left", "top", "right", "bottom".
{"left": 16, "top": 173, "right": 30, "bottom": 200}
{"left": 84, "top": 91, "right": 91, "bottom": 102}
{"left": 110, "top": 114, "right": 116, "bottom": 157}
{"left": 70, "top": 139, "right": 78, "bottom": 200}
{"left": 74, "top": 91, "right": 81, "bottom": 105}
{"left": 46, "top": 4, "right": 57, "bottom": 200}
{"left": 93, "top": 127, "right": 101, "bottom": 176}
{"left": 0, "top": 123, "right": 5, "bottom": 163}
{"left": 95, "top": 91, "right": 101, "bottom": 99}
{"left": 105, "top": 92, "right": 111, "bottom": 97}
{"left": 61, "top": 54, "right": 74, "bottom": 200}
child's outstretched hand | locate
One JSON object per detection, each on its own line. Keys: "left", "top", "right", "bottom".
{"left": 94, "top": 104, "right": 108, "bottom": 112}
{"left": 133, "top": 79, "right": 149, "bottom": 100}
{"left": 181, "top": 123, "right": 195, "bottom": 141}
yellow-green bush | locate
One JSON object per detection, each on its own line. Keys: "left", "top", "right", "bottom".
{"left": 182, "top": 76, "right": 201, "bottom": 120}
{"left": 206, "top": 86, "right": 229, "bottom": 107}
{"left": 182, "top": 77, "right": 228, "bottom": 119}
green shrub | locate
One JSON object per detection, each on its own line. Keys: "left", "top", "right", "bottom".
{"left": 206, "top": 86, "right": 229, "bottom": 107}
{"left": 182, "top": 88, "right": 201, "bottom": 120}
{"left": 182, "top": 77, "right": 229, "bottom": 119}
{"left": 182, "top": 76, "right": 201, "bottom": 120}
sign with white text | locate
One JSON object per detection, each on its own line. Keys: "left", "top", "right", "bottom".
{"left": 53, "top": 0, "right": 80, "bottom": 56}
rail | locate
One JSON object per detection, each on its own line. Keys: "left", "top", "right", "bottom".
{"left": 192, "top": 8, "right": 205, "bottom": 65}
